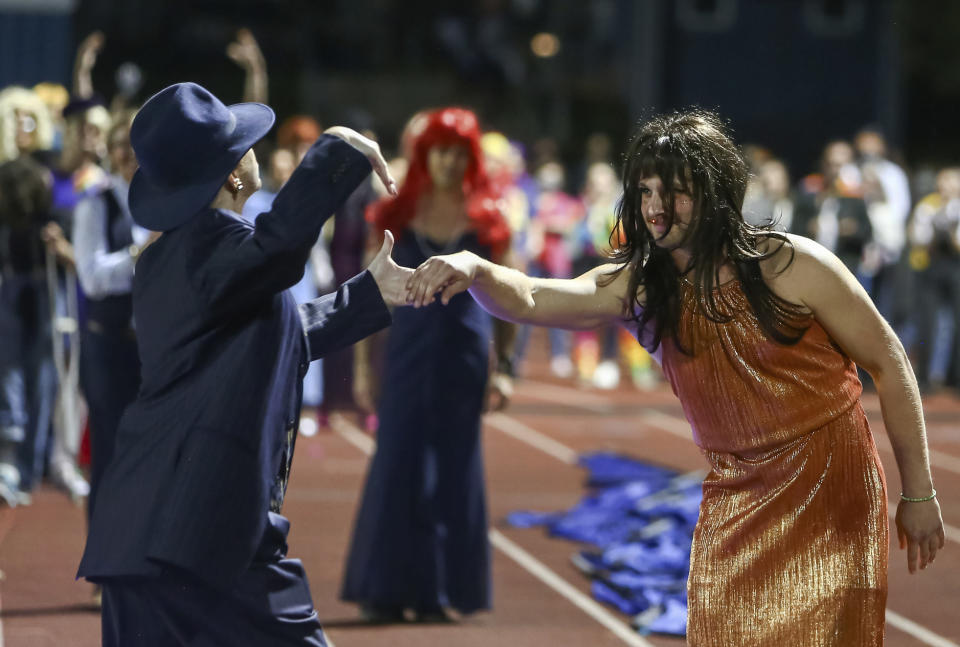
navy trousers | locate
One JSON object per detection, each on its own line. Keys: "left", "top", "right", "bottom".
{"left": 80, "top": 326, "right": 140, "bottom": 519}
{"left": 99, "top": 514, "right": 327, "bottom": 647}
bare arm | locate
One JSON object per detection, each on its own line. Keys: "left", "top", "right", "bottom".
{"left": 486, "top": 316, "right": 517, "bottom": 411}
{"left": 73, "top": 31, "right": 104, "bottom": 99}
{"left": 227, "top": 28, "right": 268, "bottom": 104}
{"left": 485, "top": 248, "right": 521, "bottom": 411}
{"left": 405, "top": 251, "right": 633, "bottom": 331}
{"left": 767, "top": 234, "right": 944, "bottom": 573}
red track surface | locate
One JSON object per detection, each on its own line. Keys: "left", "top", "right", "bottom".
{"left": 1, "top": 333, "right": 958, "bottom": 646}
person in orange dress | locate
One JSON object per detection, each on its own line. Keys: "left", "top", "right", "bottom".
{"left": 403, "top": 109, "right": 945, "bottom": 646}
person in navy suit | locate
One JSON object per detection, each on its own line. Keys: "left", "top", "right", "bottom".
{"left": 77, "top": 82, "right": 409, "bottom": 646}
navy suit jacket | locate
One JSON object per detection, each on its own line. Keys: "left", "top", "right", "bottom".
{"left": 77, "top": 135, "right": 391, "bottom": 588}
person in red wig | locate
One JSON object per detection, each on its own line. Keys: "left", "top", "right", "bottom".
{"left": 342, "top": 107, "right": 513, "bottom": 623}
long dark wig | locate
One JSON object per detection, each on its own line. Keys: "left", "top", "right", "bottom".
{"left": 607, "top": 110, "right": 809, "bottom": 353}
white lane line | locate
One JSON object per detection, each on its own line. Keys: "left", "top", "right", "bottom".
{"left": 520, "top": 381, "right": 616, "bottom": 414}
{"left": 489, "top": 529, "right": 654, "bottom": 647}
{"left": 636, "top": 409, "right": 693, "bottom": 441}
{"left": 517, "top": 379, "right": 960, "bottom": 646}
{"left": 523, "top": 380, "right": 691, "bottom": 440}
{"left": 526, "top": 380, "right": 960, "bottom": 549}
{"left": 526, "top": 380, "right": 960, "bottom": 548}
{"left": 485, "top": 413, "right": 578, "bottom": 464}
{"left": 527, "top": 379, "right": 960, "bottom": 474}
{"left": 928, "top": 450, "right": 960, "bottom": 475}
{"left": 529, "top": 377, "right": 960, "bottom": 485}
{"left": 886, "top": 610, "right": 960, "bottom": 647}
{"left": 519, "top": 382, "right": 695, "bottom": 446}
{"left": 874, "top": 434, "right": 960, "bottom": 477}
{"left": 331, "top": 418, "right": 375, "bottom": 455}
{"left": 329, "top": 414, "right": 653, "bottom": 647}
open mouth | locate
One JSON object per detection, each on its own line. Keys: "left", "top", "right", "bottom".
{"left": 646, "top": 214, "right": 668, "bottom": 232}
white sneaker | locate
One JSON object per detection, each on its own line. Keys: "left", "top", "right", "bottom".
{"left": 550, "top": 355, "right": 574, "bottom": 378}
{"left": 50, "top": 461, "right": 90, "bottom": 501}
{"left": 0, "top": 463, "right": 20, "bottom": 506}
{"left": 592, "top": 360, "right": 621, "bottom": 390}
{"left": 299, "top": 417, "right": 319, "bottom": 438}
{"left": 0, "top": 479, "right": 18, "bottom": 507}
{"left": 0, "top": 462, "right": 19, "bottom": 488}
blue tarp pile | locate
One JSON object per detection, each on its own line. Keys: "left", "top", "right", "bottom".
{"left": 506, "top": 452, "right": 704, "bottom": 636}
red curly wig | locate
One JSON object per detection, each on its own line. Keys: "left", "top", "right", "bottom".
{"left": 368, "top": 107, "right": 510, "bottom": 259}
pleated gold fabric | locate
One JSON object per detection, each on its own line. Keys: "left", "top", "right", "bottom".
{"left": 659, "top": 280, "right": 888, "bottom": 646}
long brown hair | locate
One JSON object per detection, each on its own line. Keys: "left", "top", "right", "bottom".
{"left": 607, "top": 109, "right": 809, "bottom": 353}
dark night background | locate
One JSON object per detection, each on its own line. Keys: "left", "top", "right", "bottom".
{"left": 2, "top": 0, "right": 959, "bottom": 177}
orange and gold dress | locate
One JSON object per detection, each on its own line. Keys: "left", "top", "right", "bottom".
{"left": 657, "top": 280, "right": 888, "bottom": 646}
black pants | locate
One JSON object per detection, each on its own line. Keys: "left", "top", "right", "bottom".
{"left": 913, "top": 258, "right": 960, "bottom": 387}
{"left": 100, "top": 514, "right": 327, "bottom": 647}
{"left": 80, "top": 327, "right": 140, "bottom": 519}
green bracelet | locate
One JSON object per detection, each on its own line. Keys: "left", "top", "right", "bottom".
{"left": 900, "top": 489, "right": 937, "bottom": 503}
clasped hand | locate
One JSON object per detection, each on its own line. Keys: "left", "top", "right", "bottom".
{"left": 369, "top": 247, "right": 480, "bottom": 308}
{"left": 404, "top": 250, "right": 479, "bottom": 307}
{"left": 365, "top": 231, "right": 411, "bottom": 306}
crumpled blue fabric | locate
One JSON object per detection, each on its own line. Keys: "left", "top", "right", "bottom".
{"left": 507, "top": 451, "right": 702, "bottom": 637}
{"left": 599, "top": 530, "right": 691, "bottom": 573}
{"left": 577, "top": 453, "right": 676, "bottom": 488}
{"left": 592, "top": 579, "right": 660, "bottom": 615}
{"left": 644, "top": 597, "right": 688, "bottom": 635}
{"left": 505, "top": 510, "right": 562, "bottom": 528}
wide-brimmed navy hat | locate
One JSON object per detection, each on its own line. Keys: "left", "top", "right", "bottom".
{"left": 128, "top": 82, "right": 275, "bottom": 231}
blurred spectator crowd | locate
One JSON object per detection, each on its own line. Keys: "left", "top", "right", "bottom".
{"left": 1, "top": 30, "right": 958, "bottom": 511}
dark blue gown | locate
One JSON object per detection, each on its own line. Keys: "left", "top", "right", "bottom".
{"left": 341, "top": 230, "right": 492, "bottom": 614}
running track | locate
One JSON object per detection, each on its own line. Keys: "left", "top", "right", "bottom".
{"left": 1, "top": 335, "right": 958, "bottom": 646}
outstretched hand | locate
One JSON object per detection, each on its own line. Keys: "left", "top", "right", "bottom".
{"left": 405, "top": 251, "right": 480, "bottom": 308}
{"left": 367, "top": 231, "right": 413, "bottom": 306}
{"left": 73, "top": 31, "right": 104, "bottom": 99}
{"left": 324, "top": 126, "right": 397, "bottom": 197}
{"left": 76, "top": 31, "right": 104, "bottom": 73}
{"left": 896, "top": 498, "right": 945, "bottom": 574}
{"left": 226, "top": 28, "right": 265, "bottom": 71}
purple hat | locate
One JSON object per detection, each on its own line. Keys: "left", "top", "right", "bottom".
{"left": 128, "top": 82, "right": 275, "bottom": 231}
